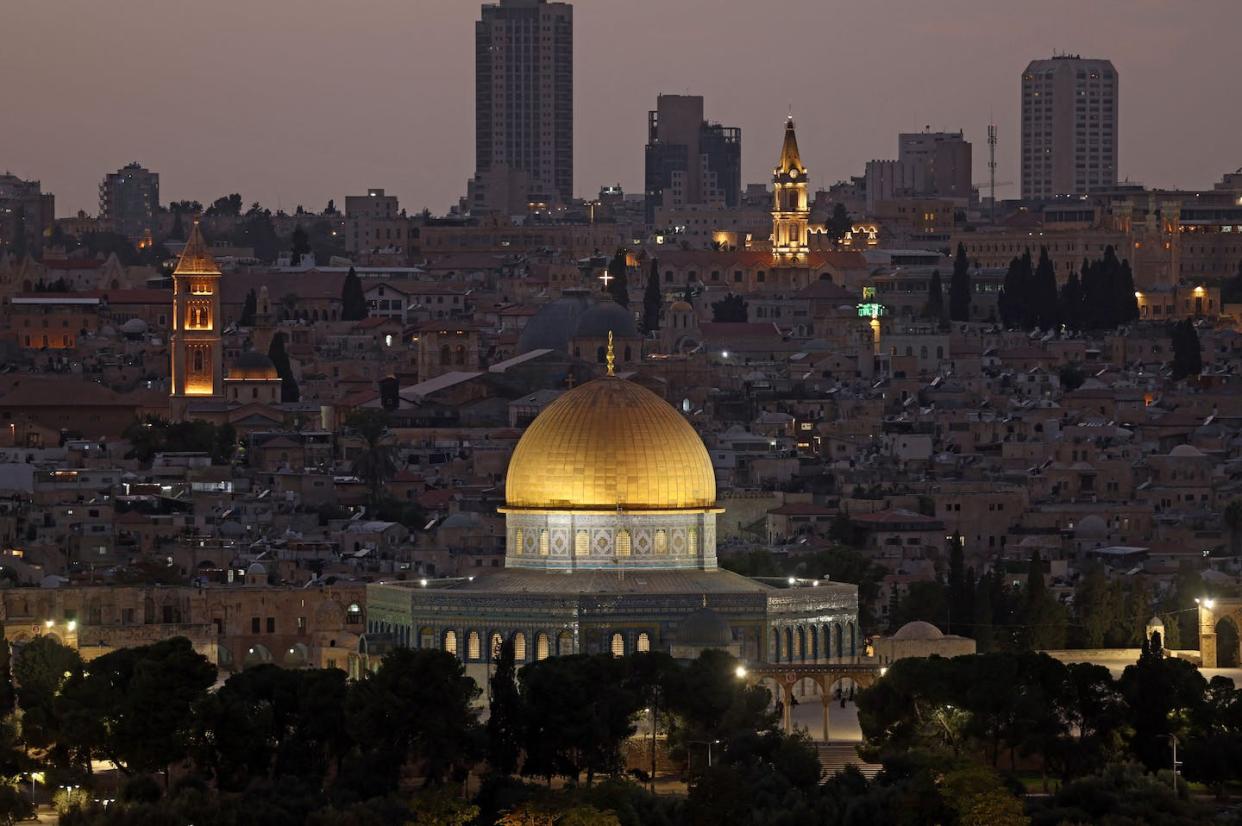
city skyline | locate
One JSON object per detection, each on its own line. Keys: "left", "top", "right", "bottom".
{"left": 4, "top": 0, "right": 1240, "bottom": 216}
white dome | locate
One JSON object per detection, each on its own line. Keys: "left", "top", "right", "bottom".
{"left": 1074, "top": 515, "right": 1108, "bottom": 538}
{"left": 246, "top": 562, "right": 267, "bottom": 576}
{"left": 892, "top": 620, "right": 945, "bottom": 641}
{"left": 1169, "top": 444, "right": 1204, "bottom": 458}
{"left": 121, "top": 318, "right": 148, "bottom": 335}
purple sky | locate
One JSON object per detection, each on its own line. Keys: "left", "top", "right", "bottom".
{"left": 6, "top": 0, "right": 1239, "bottom": 217}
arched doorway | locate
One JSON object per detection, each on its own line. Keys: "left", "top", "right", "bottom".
{"left": 1216, "top": 617, "right": 1240, "bottom": 668}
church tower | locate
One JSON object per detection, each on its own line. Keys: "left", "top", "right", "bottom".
{"left": 169, "top": 220, "right": 223, "bottom": 419}
{"left": 771, "top": 116, "right": 809, "bottom": 264}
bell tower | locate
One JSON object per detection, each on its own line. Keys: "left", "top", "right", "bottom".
{"left": 169, "top": 220, "right": 224, "bottom": 419}
{"left": 771, "top": 115, "right": 809, "bottom": 264}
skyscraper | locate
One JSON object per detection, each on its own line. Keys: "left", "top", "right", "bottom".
{"left": 644, "top": 94, "right": 741, "bottom": 224}
{"left": 100, "top": 162, "right": 159, "bottom": 241}
{"left": 1020, "top": 55, "right": 1118, "bottom": 199}
{"left": 470, "top": 0, "right": 573, "bottom": 214}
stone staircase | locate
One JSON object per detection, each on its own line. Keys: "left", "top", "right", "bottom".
{"left": 815, "top": 742, "right": 881, "bottom": 781}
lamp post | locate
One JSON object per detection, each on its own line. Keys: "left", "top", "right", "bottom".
{"left": 1167, "top": 734, "right": 1180, "bottom": 794}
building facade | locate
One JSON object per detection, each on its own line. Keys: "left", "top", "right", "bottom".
{"left": 1021, "top": 55, "right": 1118, "bottom": 199}
{"left": 471, "top": 0, "right": 573, "bottom": 211}
{"left": 0, "top": 174, "right": 54, "bottom": 254}
{"left": 99, "top": 162, "right": 159, "bottom": 241}
{"left": 644, "top": 94, "right": 741, "bottom": 224}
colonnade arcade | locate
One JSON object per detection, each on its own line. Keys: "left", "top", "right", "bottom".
{"left": 769, "top": 619, "right": 858, "bottom": 663}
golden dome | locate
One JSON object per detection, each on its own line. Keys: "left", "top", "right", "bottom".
{"left": 505, "top": 376, "right": 716, "bottom": 511}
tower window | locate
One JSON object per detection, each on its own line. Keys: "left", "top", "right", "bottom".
{"left": 655, "top": 529, "right": 668, "bottom": 555}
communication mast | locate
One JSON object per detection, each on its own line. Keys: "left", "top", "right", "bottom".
{"left": 988, "top": 121, "right": 998, "bottom": 223}
{"left": 987, "top": 122, "right": 998, "bottom": 222}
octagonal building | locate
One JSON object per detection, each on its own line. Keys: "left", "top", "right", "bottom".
{"left": 366, "top": 365, "right": 858, "bottom": 679}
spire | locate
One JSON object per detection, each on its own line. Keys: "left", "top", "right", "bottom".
{"left": 174, "top": 219, "right": 221, "bottom": 276}
{"left": 777, "top": 115, "right": 806, "bottom": 177}
{"left": 606, "top": 330, "right": 615, "bottom": 376}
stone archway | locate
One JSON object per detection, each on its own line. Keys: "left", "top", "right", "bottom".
{"left": 1197, "top": 598, "right": 1242, "bottom": 667}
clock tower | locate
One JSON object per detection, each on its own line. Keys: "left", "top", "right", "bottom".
{"left": 771, "top": 116, "right": 809, "bottom": 264}
{"left": 169, "top": 220, "right": 223, "bottom": 419}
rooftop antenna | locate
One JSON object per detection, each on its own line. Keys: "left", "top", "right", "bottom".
{"left": 987, "top": 118, "right": 998, "bottom": 223}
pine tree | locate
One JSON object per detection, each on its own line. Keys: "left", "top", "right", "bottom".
{"left": 827, "top": 203, "right": 852, "bottom": 245}
{"left": 711, "top": 293, "right": 748, "bottom": 323}
{"left": 239, "top": 289, "right": 257, "bottom": 327}
{"left": 170, "top": 210, "right": 185, "bottom": 242}
{"left": 1118, "top": 259, "right": 1139, "bottom": 324}
{"left": 948, "top": 242, "right": 972, "bottom": 322}
{"left": 341, "top": 266, "right": 367, "bottom": 321}
{"left": 0, "top": 625, "right": 13, "bottom": 715}
{"left": 642, "top": 258, "right": 662, "bottom": 333}
{"left": 606, "top": 248, "right": 629, "bottom": 307}
{"left": 973, "top": 572, "right": 995, "bottom": 653}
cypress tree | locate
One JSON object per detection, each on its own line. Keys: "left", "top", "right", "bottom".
{"left": 290, "top": 224, "right": 311, "bottom": 266}
{"left": 606, "top": 248, "right": 629, "bottom": 307}
{"left": 642, "top": 258, "right": 662, "bottom": 333}
{"left": 239, "top": 289, "right": 257, "bottom": 327}
{"left": 341, "top": 266, "right": 368, "bottom": 321}
{"left": 925, "top": 270, "right": 945, "bottom": 323}
{"left": 1059, "top": 270, "right": 1083, "bottom": 330}
{"left": 268, "top": 332, "right": 300, "bottom": 402}
{"left": 1033, "top": 246, "right": 1060, "bottom": 330}
{"left": 948, "top": 242, "right": 972, "bottom": 322}
{"left": 1170, "top": 320, "right": 1202, "bottom": 380}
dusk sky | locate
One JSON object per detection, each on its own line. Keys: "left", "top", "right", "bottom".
{"left": 6, "top": 0, "right": 1240, "bottom": 216}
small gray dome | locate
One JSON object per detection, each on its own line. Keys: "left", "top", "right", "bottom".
{"left": 1074, "top": 515, "right": 1108, "bottom": 538}
{"left": 246, "top": 562, "right": 267, "bottom": 576}
{"left": 677, "top": 608, "right": 733, "bottom": 648}
{"left": 892, "top": 620, "right": 944, "bottom": 641}
{"left": 518, "top": 292, "right": 591, "bottom": 354}
{"left": 120, "top": 318, "right": 148, "bottom": 335}
{"left": 574, "top": 301, "right": 637, "bottom": 339}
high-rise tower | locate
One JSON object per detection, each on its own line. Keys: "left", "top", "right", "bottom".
{"left": 470, "top": 0, "right": 573, "bottom": 213}
{"left": 169, "top": 220, "right": 223, "bottom": 419}
{"left": 771, "top": 117, "right": 809, "bottom": 264}
{"left": 1020, "top": 55, "right": 1118, "bottom": 199}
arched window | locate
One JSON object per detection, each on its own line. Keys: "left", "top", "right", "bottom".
{"left": 822, "top": 624, "right": 832, "bottom": 658}
{"left": 596, "top": 346, "right": 606, "bottom": 363}
{"left": 772, "top": 628, "right": 782, "bottom": 662}
{"left": 467, "top": 631, "right": 481, "bottom": 660}
{"left": 810, "top": 626, "right": 819, "bottom": 660}
{"left": 419, "top": 626, "right": 435, "bottom": 649}
{"left": 444, "top": 630, "right": 458, "bottom": 656}
{"left": 514, "top": 528, "right": 524, "bottom": 555}
{"left": 557, "top": 630, "right": 573, "bottom": 656}
{"left": 513, "top": 632, "right": 527, "bottom": 661}
{"left": 574, "top": 530, "right": 589, "bottom": 557}
{"left": 636, "top": 632, "right": 651, "bottom": 653}
{"left": 454, "top": 345, "right": 465, "bottom": 366}
{"left": 192, "top": 349, "right": 204, "bottom": 372}
{"left": 623, "top": 346, "right": 632, "bottom": 361}
{"left": 536, "top": 633, "right": 550, "bottom": 660}
{"left": 440, "top": 345, "right": 451, "bottom": 365}
{"left": 687, "top": 527, "right": 698, "bottom": 555}
{"left": 616, "top": 529, "right": 631, "bottom": 557}
{"left": 490, "top": 632, "right": 503, "bottom": 660}
{"left": 796, "top": 627, "right": 806, "bottom": 661}
{"left": 655, "top": 529, "right": 668, "bottom": 555}
{"left": 610, "top": 633, "right": 625, "bottom": 657}
{"left": 539, "top": 530, "right": 550, "bottom": 556}
{"left": 785, "top": 627, "right": 794, "bottom": 661}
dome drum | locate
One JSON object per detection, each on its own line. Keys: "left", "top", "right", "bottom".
{"left": 504, "top": 510, "right": 717, "bottom": 572}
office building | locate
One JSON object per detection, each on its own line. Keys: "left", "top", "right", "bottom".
{"left": 898, "top": 130, "right": 972, "bottom": 200}
{"left": 644, "top": 94, "right": 741, "bottom": 224}
{"left": 100, "top": 162, "right": 159, "bottom": 241}
{"left": 1021, "top": 55, "right": 1118, "bottom": 199}
{"left": 0, "top": 173, "right": 54, "bottom": 254}
{"left": 469, "top": 0, "right": 573, "bottom": 213}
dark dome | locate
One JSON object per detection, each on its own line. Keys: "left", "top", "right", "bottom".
{"left": 229, "top": 350, "right": 279, "bottom": 380}
{"left": 517, "top": 292, "right": 592, "bottom": 354}
{"left": 574, "top": 301, "right": 638, "bottom": 339}
{"left": 676, "top": 608, "right": 733, "bottom": 648}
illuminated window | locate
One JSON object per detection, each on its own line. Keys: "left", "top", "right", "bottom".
{"left": 655, "top": 529, "right": 668, "bottom": 555}
{"left": 513, "top": 632, "right": 527, "bottom": 661}
{"left": 467, "top": 631, "right": 481, "bottom": 660}
{"left": 536, "top": 633, "right": 550, "bottom": 660}
{"left": 687, "top": 528, "right": 698, "bottom": 555}
{"left": 444, "top": 630, "right": 458, "bottom": 656}
{"left": 514, "top": 528, "right": 524, "bottom": 555}
{"left": 539, "top": 530, "right": 550, "bottom": 556}
{"left": 490, "top": 633, "right": 503, "bottom": 660}
{"left": 192, "top": 349, "right": 204, "bottom": 372}
{"left": 557, "top": 630, "right": 573, "bottom": 656}
{"left": 616, "top": 529, "right": 631, "bottom": 557}
{"left": 575, "top": 530, "right": 588, "bottom": 557}
{"left": 610, "top": 633, "right": 625, "bottom": 657}
{"left": 636, "top": 632, "right": 650, "bottom": 653}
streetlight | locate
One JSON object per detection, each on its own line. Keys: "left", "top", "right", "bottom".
{"left": 1167, "top": 734, "right": 1181, "bottom": 794}
{"left": 735, "top": 665, "right": 748, "bottom": 680}
{"left": 690, "top": 739, "right": 722, "bottom": 768}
